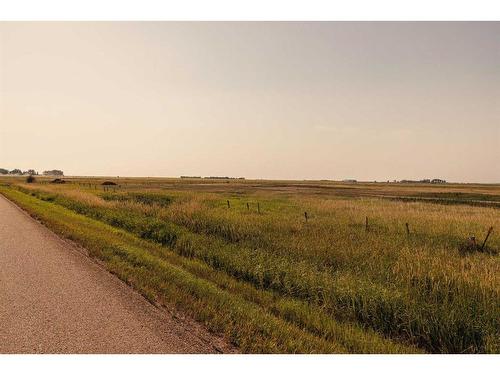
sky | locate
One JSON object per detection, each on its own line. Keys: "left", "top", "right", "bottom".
{"left": 0, "top": 22, "right": 498, "bottom": 182}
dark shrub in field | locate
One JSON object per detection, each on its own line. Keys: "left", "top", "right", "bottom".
{"left": 102, "top": 181, "right": 117, "bottom": 185}
{"left": 51, "top": 178, "right": 65, "bottom": 184}
{"left": 26, "top": 175, "right": 36, "bottom": 183}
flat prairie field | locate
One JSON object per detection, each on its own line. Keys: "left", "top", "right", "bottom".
{"left": 1, "top": 176, "right": 499, "bottom": 353}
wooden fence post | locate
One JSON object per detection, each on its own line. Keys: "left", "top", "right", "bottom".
{"left": 481, "top": 226, "right": 494, "bottom": 250}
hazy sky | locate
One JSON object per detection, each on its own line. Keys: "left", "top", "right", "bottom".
{"left": 1, "top": 22, "right": 498, "bottom": 182}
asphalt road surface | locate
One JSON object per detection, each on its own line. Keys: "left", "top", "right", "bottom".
{"left": 0, "top": 194, "right": 232, "bottom": 353}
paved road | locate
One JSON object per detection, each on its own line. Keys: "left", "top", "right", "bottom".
{"left": 0, "top": 194, "right": 230, "bottom": 353}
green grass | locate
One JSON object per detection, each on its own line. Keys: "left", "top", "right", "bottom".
{"left": 1, "top": 177, "right": 498, "bottom": 353}
{"left": 0, "top": 186, "right": 417, "bottom": 353}
{"left": 101, "top": 191, "right": 174, "bottom": 207}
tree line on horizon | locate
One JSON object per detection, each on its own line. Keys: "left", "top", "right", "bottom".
{"left": 0, "top": 168, "right": 64, "bottom": 176}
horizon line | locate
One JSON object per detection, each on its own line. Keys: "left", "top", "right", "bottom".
{"left": 2, "top": 174, "right": 499, "bottom": 185}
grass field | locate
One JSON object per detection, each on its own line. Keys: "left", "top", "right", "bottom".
{"left": 1, "top": 176, "right": 498, "bottom": 353}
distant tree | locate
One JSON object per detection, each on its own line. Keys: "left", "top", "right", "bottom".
{"left": 26, "top": 169, "right": 37, "bottom": 175}
{"left": 43, "top": 169, "right": 64, "bottom": 176}
{"left": 9, "top": 169, "right": 22, "bottom": 175}
{"left": 0, "top": 168, "right": 8, "bottom": 175}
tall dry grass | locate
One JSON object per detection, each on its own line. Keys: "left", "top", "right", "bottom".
{"left": 7, "top": 180, "right": 499, "bottom": 353}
